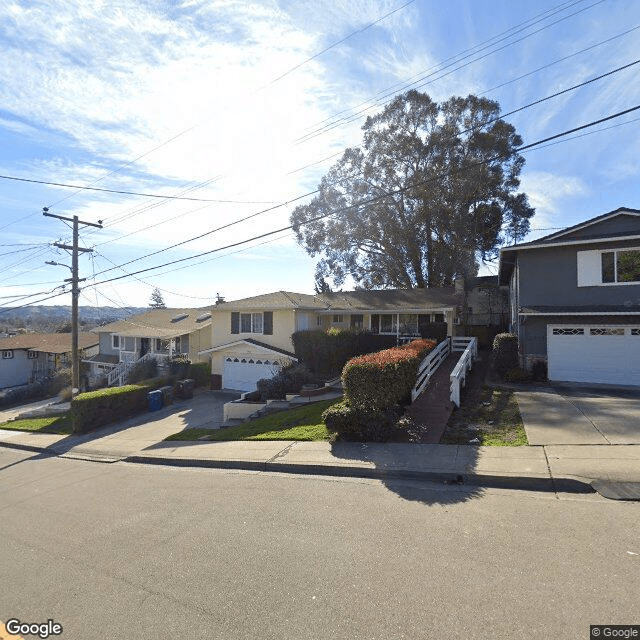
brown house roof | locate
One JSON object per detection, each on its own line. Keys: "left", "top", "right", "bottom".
{"left": 0, "top": 332, "right": 98, "bottom": 354}
{"left": 95, "top": 307, "right": 212, "bottom": 338}
{"left": 215, "top": 288, "right": 461, "bottom": 313}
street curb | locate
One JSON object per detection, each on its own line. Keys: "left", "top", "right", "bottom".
{"left": 122, "top": 455, "right": 595, "bottom": 494}
{"left": 0, "top": 440, "right": 54, "bottom": 455}
{"left": 0, "top": 440, "right": 604, "bottom": 495}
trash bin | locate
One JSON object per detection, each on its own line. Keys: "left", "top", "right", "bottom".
{"left": 175, "top": 379, "right": 195, "bottom": 399}
{"left": 159, "top": 385, "right": 174, "bottom": 405}
{"left": 147, "top": 389, "right": 163, "bottom": 411}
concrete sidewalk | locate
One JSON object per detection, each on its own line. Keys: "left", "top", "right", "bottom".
{"left": 1, "top": 421, "right": 639, "bottom": 498}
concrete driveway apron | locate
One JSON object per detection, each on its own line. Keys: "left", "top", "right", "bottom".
{"left": 516, "top": 385, "right": 640, "bottom": 445}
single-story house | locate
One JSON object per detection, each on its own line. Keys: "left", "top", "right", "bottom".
{"left": 200, "top": 288, "right": 463, "bottom": 392}
{"left": 499, "top": 206, "right": 640, "bottom": 385}
{"left": 0, "top": 332, "right": 99, "bottom": 389}
{"left": 86, "top": 307, "right": 212, "bottom": 386}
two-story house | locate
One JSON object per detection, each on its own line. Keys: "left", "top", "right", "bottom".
{"left": 499, "top": 207, "right": 640, "bottom": 385}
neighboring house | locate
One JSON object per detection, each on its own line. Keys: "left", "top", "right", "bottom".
{"left": 86, "top": 307, "right": 212, "bottom": 386}
{"left": 0, "top": 332, "right": 99, "bottom": 389}
{"left": 499, "top": 206, "right": 640, "bottom": 385}
{"left": 464, "top": 276, "right": 509, "bottom": 328}
{"left": 201, "top": 288, "right": 463, "bottom": 392}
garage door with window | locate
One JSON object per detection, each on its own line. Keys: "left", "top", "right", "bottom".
{"left": 222, "top": 356, "right": 281, "bottom": 392}
{"left": 547, "top": 325, "right": 640, "bottom": 385}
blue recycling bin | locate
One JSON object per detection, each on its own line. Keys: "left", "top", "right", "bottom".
{"left": 147, "top": 389, "right": 163, "bottom": 411}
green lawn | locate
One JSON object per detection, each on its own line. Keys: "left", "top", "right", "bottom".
{"left": 0, "top": 415, "right": 73, "bottom": 435}
{"left": 165, "top": 398, "right": 340, "bottom": 442}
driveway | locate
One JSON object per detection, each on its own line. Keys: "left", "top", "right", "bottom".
{"left": 1, "top": 389, "right": 241, "bottom": 461}
{"left": 516, "top": 384, "right": 640, "bottom": 445}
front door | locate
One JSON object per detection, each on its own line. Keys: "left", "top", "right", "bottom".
{"left": 140, "top": 338, "right": 150, "bottom": 357}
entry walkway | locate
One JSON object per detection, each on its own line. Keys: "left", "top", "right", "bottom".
{"left": 403, "top": 354, "right": 459, "bottom": 443}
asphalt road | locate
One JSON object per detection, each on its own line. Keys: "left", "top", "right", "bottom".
{"left": 0, "top": 448, "right": 638, "bottom": 640}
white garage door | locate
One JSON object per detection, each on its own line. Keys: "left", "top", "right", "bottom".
{"left": 222, "top": 357, "right": 280, "bottom": 392}
{"left": 548, "top": 325, "right": 640, "bottom": 386}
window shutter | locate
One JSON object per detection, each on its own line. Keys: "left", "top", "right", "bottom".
{"left": 231, "top": 312, "right": 239, "bottom": 334}
{"left": 263, "top": 311, "right": 273, "bottom": 335}
{"left": 371, "top": 314, "right": 380, "bottom": 333}
{"left": 577, "top": 250, "right": 601, "bottom": 287}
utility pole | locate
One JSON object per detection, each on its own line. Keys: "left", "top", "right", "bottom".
{"left": 43, "top": 208, "right": 102, "bottom": 395}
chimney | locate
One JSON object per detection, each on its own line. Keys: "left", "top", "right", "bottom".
{"left": 454, "top": 276, "right": 465, "bottom": 293}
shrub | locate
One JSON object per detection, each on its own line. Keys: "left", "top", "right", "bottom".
{"left": 47, "top": 368, "right": 72, "bottom": 396}
{"left": 70, "top": 383, "right": 155, "bottom": 434}
{"left": 127, "top": 357, "right": 158, "bottom": 383}
{"left": 169, "top": 354, "right": 191, "bottom": 378}
{"left": 418, "top": 321, "right": 448, "bottom": 342}
{"left": 492, "top": 333, "right": 519, "bottom": 378}
{"left": 531, "top": 359, "right": 548, "bottom": 381}
{"left": 256, "top": 362, "right": 317, "bottom": 401}
{"left": 188, "top": 362, "right": 211, "bottom": 387}
{"left": 291, "top": 329, "right": 396, "bottom": 378}
{"left": 322, "top": 399, "right": 405, "bottom": 442}
{"left": 341, "top": 339, "right": 436, "bottom": 411}
{"left": 503, "top": 366, "right": 533, "bottom": 383}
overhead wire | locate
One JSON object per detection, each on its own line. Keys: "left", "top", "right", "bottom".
{"left": 67, "top": 104, "right": 640, "bottom": 294}
{"left": 85, "top": 56, "right": 638, "bottom": 271}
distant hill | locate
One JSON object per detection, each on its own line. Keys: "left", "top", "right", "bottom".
{"left": 0, "top": 306, "right": 147, "bottom": 330}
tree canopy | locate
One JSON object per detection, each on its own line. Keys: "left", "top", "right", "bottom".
{"left": 291, "top": 90, "right": 534, "bottom": 289}
{"left": 149, "top": 287, "right": 166, "bottom": 309}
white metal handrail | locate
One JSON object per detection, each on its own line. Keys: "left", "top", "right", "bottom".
{"left": 107, "top": 352, "right": 156, "bottom": 387}
{"left": 449, "top": 337, "right": 478, "bottom": 407}
{"left": 411, "top": 338, "right": 451, "bottom": 401}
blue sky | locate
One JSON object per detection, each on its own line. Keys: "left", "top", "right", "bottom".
{"left": 1, "top": 0, "right": 639, "bottom": 310}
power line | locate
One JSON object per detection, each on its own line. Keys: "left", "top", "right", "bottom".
{"left": 75, "top": 104, "right": 640, "bottom": 292}
{"left": 296, "top": 0, "right": 608, "bottom": 144}
{"left": 86, "top": 56, "right": 638, "bottom": 269}
{"left": 42, "top": 0, "right": 416, "bottom": 214}
{"left": 0, "top": 174, "right": 279, "bottom": 204}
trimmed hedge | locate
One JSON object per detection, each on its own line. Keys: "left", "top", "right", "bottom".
{"left": 492, "top": 333, "right": 519, "bottom": 377}
{"left": 291, "top": 329, "right": 396, "bottom": 378}
{"left": 188, "top": 362, "right": 211, "bottom": 388}
{"left": 341, "top": 339, "right": 436, "bottom": 411}
{"left": 322, "top": 399, "right": 405, "bottom": 442}
{"left": 70, "top": 375, "right": 173, "bottom": 434}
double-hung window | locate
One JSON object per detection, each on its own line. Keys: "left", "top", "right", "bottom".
{"left": 112, "top": 335, "right": 120, "bottom": 349}
{"left": 240, "top": 312, "right": 263, "bottom": 334}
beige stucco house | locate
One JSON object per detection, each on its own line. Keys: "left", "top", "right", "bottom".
{"left": 201, "top": 288, "right": 462, "bottom": 392}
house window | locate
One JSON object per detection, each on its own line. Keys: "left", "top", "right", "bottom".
{"left": 112, "top": 335, "right": 120, "bottom": 349}
{"left": 332, "top": 314, "right": 344, "bottom": 323}
{"left": 602, "top": 249, "right": 640, "bottom": 283}
{"left": 350, "top": 314, "right": 364, "bottom": 330}
{"left": 380, "top": 314, "right": 398, "bottom": 334}
{"left": 552, "top": 328, "right": 584, "bottom": 335}
{"left": 398, "top": 314, "right": 418, "bottom": 335}
{"left": 240, "top": 312, "right": 263, "bottom": 334}
{"left": 579, "top": 248, "right": 640, "bottom": 286}
{"left": 156, "top": 339, "right": 169, "bottom": 353}
{"left": 590, "top": 327, "right": 625, "bottom": 336}
{"left": 2, "top": 350, "right": 13, "bottom": 359}
{"left": 27, "top": 351, "right": 38, "bottom": 359}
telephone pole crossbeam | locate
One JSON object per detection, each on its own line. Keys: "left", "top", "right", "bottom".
{"left": 43, "top": 209, "right": 102, "bottom": 395}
